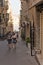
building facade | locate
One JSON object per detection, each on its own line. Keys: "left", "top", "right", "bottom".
{"left": 20, "top": 0, "right": 43, "bottom": 65}
{"left": 28, "top": 0, "right": 43, "bottom": 65}
{"left": 20, "top": 0, "right": 30, "bottom": 40}
{"left": 7, "top": 12, "right": 13, "bottom": 33}
{"left": 0, "top": 0, "right": 9, "bottom": 37}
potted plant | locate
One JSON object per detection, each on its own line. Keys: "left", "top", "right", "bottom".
{"left": 26, "top": 37, "right": 30, "bottom": 48}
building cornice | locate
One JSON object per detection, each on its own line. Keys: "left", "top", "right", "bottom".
{"left": 28, "top": 0, "right": 43, "bottom": 10}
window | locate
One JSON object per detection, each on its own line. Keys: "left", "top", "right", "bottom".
{"left": 3, "top": 14, "right": 4, "bottom": 18}
{"left": 26, "top": 0, "right": 28, "bottom": 2}
{"left": 6, "top": 13, "right": 9, "bottom": 18}
{"left": 0, "top": 0, "right": 3, "bottom": 7}
{"left": 0, "top": 15, "right": 2, "bottom": 22}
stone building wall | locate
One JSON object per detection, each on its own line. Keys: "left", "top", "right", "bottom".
{"left": 0, "top": 0, "right": 9, "bottom": 37}
{"left": 20, "top": 0, "right": 30, "bottom": 39}
{"left": 28, "top": 0, "right": 43, "bottom": 64}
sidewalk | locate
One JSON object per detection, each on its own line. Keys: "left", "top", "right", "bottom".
{"left": 0, "top": 38, "right": 38, "bottom": 65}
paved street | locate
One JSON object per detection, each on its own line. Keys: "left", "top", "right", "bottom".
{"left": 0, "top": 38, "right": 38, "bottom": 65}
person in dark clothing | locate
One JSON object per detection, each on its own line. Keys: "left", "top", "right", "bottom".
{"left": 12, "top": 33, "right": 17, "bottom": 49}
{"left": 17, "top": 33, "right": 18, "bottom": 38}
{"left": 7, "top": 32, "right": 12, "bottom": 49}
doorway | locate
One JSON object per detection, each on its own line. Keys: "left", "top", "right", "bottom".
{"left": 40, "top": 11, "right": 43, "bottom": 59}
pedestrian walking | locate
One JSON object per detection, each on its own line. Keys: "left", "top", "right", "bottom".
{"left": 7, "top": 32, "right": 12, "bottom": 49}
{"left": 12, "top": 33, "right": 17, "bottom": 49}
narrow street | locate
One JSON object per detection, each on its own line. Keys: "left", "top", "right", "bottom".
{"left": 0, "top": 37, "right": 38, "bottom": 65}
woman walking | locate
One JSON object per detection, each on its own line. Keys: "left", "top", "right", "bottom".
{"left": 12, "top": 33, "right": 17, "bottom": 49}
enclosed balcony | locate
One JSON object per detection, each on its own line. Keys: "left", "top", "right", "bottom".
{"left": 0, "top": 0, "right": 3, "bottom": 7}
{"left": 5, "top": 13, "right": 9, "bottom": 21}
{"left": 4, "top": 0, "right": 8, "bottom": 10}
